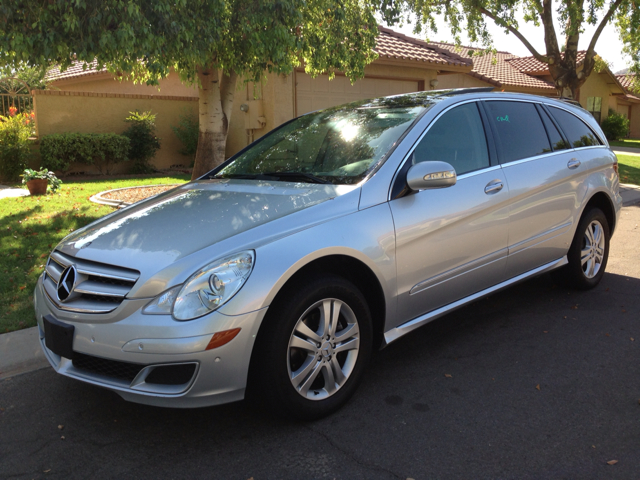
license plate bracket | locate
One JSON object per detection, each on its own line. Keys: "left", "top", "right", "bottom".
{"left": 43, "top": 315, "right": 75, "bottom": 359}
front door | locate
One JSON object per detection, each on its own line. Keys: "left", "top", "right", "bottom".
{"left": 390, "top": 102, "right": 510, "bottom": 325}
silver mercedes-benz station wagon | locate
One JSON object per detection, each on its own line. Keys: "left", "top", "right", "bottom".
{"left": 35, "top": 89, "right": 622, "bottom": 419}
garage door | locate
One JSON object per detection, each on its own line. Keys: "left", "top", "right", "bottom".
{"left": 296, "top": 72, "right": 420, "bottom": 115}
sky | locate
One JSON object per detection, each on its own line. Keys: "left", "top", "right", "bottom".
{"left": 393, "top": 9, "right": 631, "bottom": 73}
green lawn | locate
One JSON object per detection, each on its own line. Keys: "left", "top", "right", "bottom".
{"left": 617, "top": 154, "right": 640, "bottom": 186}
{"left": 1, "top": 174, "right": 190, "bottom": 333}
{"left": 610, "top": 138, "right": 640, "bottom": 149}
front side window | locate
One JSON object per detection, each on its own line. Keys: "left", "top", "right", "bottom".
{"left": 549, "top": 106, "right": 602, "bottom": 148}
{"left": 412, "top": 102, "right": 490, "bottom": 176}
{"left": 214, "top": 102, "right": 428, "bottom": 185}
{"left": 484, "top": 101, "right": 551, "bottom": 163}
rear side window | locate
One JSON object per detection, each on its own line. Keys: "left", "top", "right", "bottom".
{"left": 548, "top": 106, "right": 602, "bottom": 148}
{"left": 484, "top": 101, "right": 551, "bottom": 163}
{"left": 412, "top": 102, "right": 490, "bottom": 175}
{"left": 538, "top": 107, "right": 571, "bottom": 151}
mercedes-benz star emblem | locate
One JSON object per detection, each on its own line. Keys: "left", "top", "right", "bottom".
{"left": 57, "top": 265, "right": 77, "bottom": 302}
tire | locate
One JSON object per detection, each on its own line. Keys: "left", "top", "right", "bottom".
{"left": 561, "top": 207, "right": 610, "bottom": 290}
{"left": 247, "top": 274, "right": 373, "bottom": 420}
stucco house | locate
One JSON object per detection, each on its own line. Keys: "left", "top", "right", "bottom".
{"left": 36, "top": 26, "right": 473, "bottom": 171}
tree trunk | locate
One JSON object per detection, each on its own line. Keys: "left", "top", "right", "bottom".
{"left": 191, "top": 67, "right": 238, "bottom": 180}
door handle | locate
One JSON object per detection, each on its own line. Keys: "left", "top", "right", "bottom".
{"left": 484, "top": 180, "right": 504, "bottom": 194}
{"left": 567, "top": 159, "right": 581, "bottom": 169}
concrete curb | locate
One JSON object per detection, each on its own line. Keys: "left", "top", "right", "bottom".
{"left": 89, "top": 184, "right": 180, "bottom": 208}
{"left": 0, "top": 327, "right": 49, "bottom": 380}
{"left": 621, "top": 183, "right": 640, "bottom": 206}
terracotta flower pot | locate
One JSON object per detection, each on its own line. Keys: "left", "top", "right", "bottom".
{"left": 26, "top": 178, "right": 48, "bottom": 195}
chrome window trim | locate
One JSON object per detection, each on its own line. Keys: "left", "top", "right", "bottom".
{"left": 388, "top": 99, "right": 492, "bottom": 201}
{"left": 456, "top": 164, "right": 502, "bottom": 180}
{"left": 498, "top": 149, "right": 569, "bottom": 169}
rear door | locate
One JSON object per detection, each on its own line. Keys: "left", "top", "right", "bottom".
{"left": 390, "top": 101, "right": 510, "bottom": 324}
{"left": 483, "top": 100, "right": 593, "bottom": 279}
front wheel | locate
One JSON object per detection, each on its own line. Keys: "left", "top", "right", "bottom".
{"left": 562, "top": 207, "right": 610, "bottom": 290}
{"left": 247, "top": 275, "right": 372, "bottom": 420}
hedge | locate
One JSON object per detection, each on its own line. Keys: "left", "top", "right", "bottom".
{"left": 40, "top": 133, "right": 130, "bottom": 174}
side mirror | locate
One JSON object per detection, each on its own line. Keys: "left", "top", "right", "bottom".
{"left": 406, "top": 161, "right": 457, "bottom": 191}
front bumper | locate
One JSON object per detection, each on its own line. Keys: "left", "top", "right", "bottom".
{"left": 34, "top": 275, "right": 268, "bottom": 408}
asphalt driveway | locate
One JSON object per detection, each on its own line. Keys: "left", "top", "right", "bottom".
{"left": 1, "top": 204, "right": 639, "bottom": 480}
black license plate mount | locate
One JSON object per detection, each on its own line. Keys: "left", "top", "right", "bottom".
{"left": 43, "top": 315, "right": 75, "bottom": 359}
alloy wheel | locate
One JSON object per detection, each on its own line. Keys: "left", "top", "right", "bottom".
{"left": 287, "top": 298, "right": 360, "bottom": 400}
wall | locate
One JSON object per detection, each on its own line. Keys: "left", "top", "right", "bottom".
{"left": 577, "top": 72, "right": 615, "bottom": 122}
{"left": 37, "top": 62, "right": 447, "bottom": 166}
{"left": 33, "top": 90, "right": 198, "bottom": 172}
{"left": 629, "top": 105, "right": 640, "bottom": 138}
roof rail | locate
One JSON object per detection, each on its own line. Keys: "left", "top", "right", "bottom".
{"left": 435, "top": 87, "right": 495, "bottom": 97}
{"left": 558, "top": 97, "right": 584, "bottom": 108}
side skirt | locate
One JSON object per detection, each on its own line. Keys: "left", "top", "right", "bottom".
{"left": 382, "top": 256, "right": 568, "bottom": 347}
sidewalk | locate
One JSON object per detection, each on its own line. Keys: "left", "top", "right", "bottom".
{"left": 0, "top": 184, "right": 29, "bottom": 199}
{"left": 613, "top": 147, "right": 640, "bottom": 157}
{"left": 2, "top": 182, "right": 640, "bottom": 381}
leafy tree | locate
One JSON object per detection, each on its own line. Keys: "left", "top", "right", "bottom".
{"left": 0, "top": 1, "right": 398, "bottom": 179}
{"left": 394, "top": 0, "right": 640, "bottom": 99}
{"left": 0, "top": 63, "right": 48, "bottom": 91}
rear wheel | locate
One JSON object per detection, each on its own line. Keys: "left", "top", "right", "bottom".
{"left": 561, "top": 207, "right": 610, "bottom": 290}
{"left": 247, "top": 275, "right": 372, "bottom": 420}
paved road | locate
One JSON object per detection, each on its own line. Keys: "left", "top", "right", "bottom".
{"left": 2, "top": 205, "right": 639, "bottom": 480}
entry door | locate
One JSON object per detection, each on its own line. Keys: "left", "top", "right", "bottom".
{"left": 390, "top": 102, "right": 509, "bottom": 325}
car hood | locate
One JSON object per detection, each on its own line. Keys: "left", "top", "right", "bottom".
{"left": 58, "top": 179, "right": 358, "bottom": 274}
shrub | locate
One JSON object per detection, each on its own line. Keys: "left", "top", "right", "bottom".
{"left": 123, "top": 111, "right": 161, "bottom": 173}
{"left": 601, "top": 109, "right": 630, "bottom": 141}
{"left": 0, "top": 108, "right": 35, "bottom": 181}
{"left": 40, "top": 133, "right": 130, "bottom": 175}
{"left": 171, "top": 111, "right": 199, "bottom": 161}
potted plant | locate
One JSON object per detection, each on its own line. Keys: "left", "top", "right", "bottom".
{"left": 21, "top": 168, "right": 62, "bottom": 195}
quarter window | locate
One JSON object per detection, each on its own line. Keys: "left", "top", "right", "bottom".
{"left": 412, "top": 103, "right": 490, "bottom": 175}
{"left": 484, "top": 101, "right": 551, "bottom": 163}
{"left": 549, "top": 107, "right": 601, "bottom": 148}
{"left": 538, "top": 108, "right": 570, "bottom": 151}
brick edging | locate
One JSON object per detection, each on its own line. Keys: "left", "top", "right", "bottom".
{"left": 31, "top": 89, "right": 198, "bottom": 102}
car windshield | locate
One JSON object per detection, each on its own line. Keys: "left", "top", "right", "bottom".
{"left": 213, "top": 100, "right": 430, "bottom": 185}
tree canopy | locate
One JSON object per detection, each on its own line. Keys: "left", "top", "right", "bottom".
{"left": 393, "top": 0, "right": 640, "bottom": 96}
{"left": 0, "top": 0, "right": 398, "bottom": 178}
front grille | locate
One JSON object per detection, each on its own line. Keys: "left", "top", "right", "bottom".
{"left": 43, "top": 250, "right": 139, "bottom": 313}
{"left": 145, "top": 364, "right": 197, "bottom": 385}
{"left": 73, "top": 352, "right": 144, "bottom": 382}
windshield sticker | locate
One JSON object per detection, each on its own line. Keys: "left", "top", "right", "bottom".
{"left": 496, "top": 115, "right": 510, "bottom": 122}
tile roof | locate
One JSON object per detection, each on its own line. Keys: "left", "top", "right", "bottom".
{"left": 45, "top": 60, "right": 106, "bottom": 82}
{"left": 45, "top": 28, "right": 473, "bottom": 84}
{"left": 616, "top": 73, "right": 637, "bottom": 91}
{"left": 506, "top": 51, "right": 587, "bottom": 74}
{"left": 375, "top": 27, "right": 473, "bottom": 68}
{"left": 430, "top": 43, "right": 555, "bottom": 90}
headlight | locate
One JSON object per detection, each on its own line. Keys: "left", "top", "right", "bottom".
{"left": 142, "top": 251, "right": 255, "bottom": 321}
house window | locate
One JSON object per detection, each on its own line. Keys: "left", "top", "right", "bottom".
{"left": 586, "top": 97, "right": 602, "bottom": 123}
